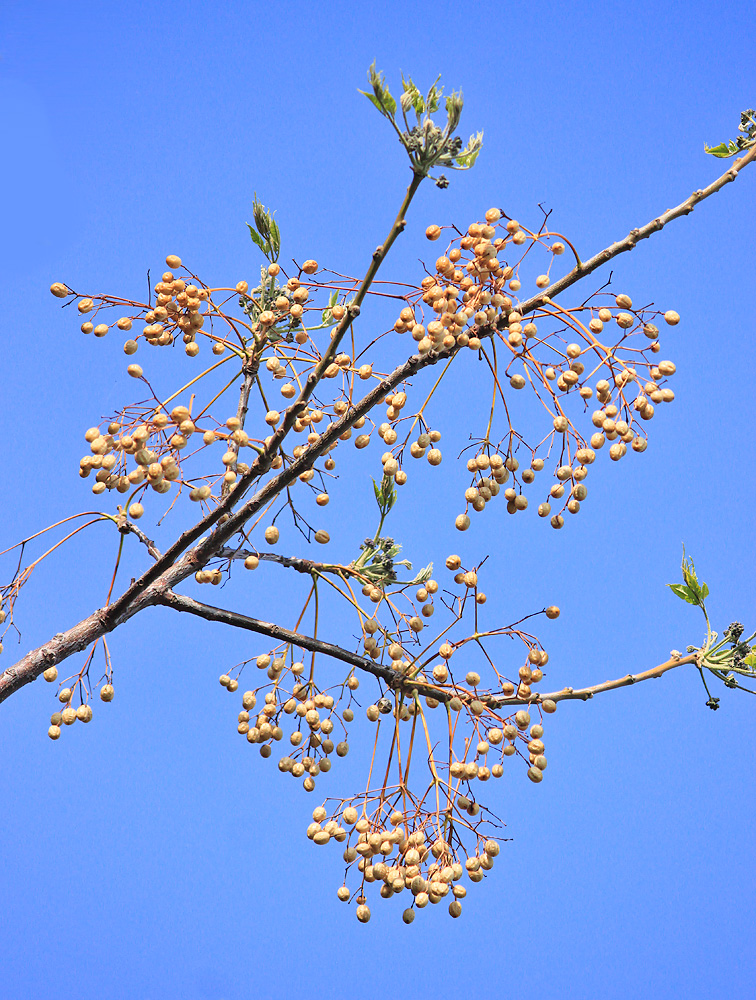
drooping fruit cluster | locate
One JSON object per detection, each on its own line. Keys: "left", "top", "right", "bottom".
{"left": 201, "top": 547, "right": 565, "bottom": 922}
{"left": 41, "top": 661, "right": 115, "bottom": 741}
{"left": 218, "top": 657, "right": 360, "bottom": 793}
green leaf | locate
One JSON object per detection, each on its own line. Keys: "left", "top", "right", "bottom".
{"left": 454, "top": 131, "right": 483, "bottom": 170}
{"left": 426, "top": 83, "right": 442, "bottom": 114}
{"left": 445, "top": 91, "right": 464, "bottom": 133}
{"left": 456, "top": 149, "right": 481, "bottom": 169}
{"left": 704, "top": 140, "right": 740, "bottom": 157}
{"left": 401, "top": 75, "right": 424, "bottom": 115}
{"left": 704, "top": 110, "right": 756, "bottom": 158}
{"left": 743, "top": 653, "right": 756, "bottom": 668}
{"left": 252, "top": 195, "right": 270, "bottom": 239}
{"left": 250, "top": 194, "right": 280, "bottom": 261}
{"left": 247, "top": 224, "right": 270, "bottom": 256}
{"left": 372, "top": 475, "right": 397, "bottom": 512}
{"left": 362, "top": 62, "right": 396, "bottom": 119}
{"left": 667, "top": 583, "right": 698, "bottom": 605}
{"left": 360, "top": 90, "right": 385, "bottom": 114}
{"left": 269, "top": 217, "right": 281, "bottom": 260}
{"left": 410, "top": 562, "right": 433, "bottom": 585}
{"left": 381, "top": 88, "right": 397, "bottom": 116}
{"left": 677, "top": 548, "right": 709, "bottom": 607}
{"left": 321, "top": 289, "right": 339, "bottom": 325}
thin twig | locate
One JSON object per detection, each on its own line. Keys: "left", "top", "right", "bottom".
{"left": 119, "top": 520, "right": 162, "bottom": 560}
{"left": 487, "top": 652, "right": 699, "bottom": 707}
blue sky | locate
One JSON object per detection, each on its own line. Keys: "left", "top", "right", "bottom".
{"left": 1, "top": 2, "right": 754, "bottom": 998}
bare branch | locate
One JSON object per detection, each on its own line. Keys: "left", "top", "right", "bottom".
{"left": 516, "top": 144, "right": 756, "bottom": 316}
{"left": 155, "top": 589, "right": 703, "bottom": 716}
{"left": 486, "top": 651, "right": 699, "bottom": 708}
{"left": 157, "top": 589, "right": 396, "bottom": 685}
{"left": 118, "top": 520, "right": 162, "bottom": 560}
{"left": 217, "top": 547, "right": 360, "bottom": 578}
{"left": 0, "top": 586, "right": 159, "bottom": 704}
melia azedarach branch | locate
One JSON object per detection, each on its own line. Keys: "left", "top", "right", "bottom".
{"left": 1, "top": 113, "right": 753, "bottom": 706}
{"left": 1, "top": 72, "right": 755, "bottom": 925}
{"left": 156, "top": 589, "right": 702, "bottom": 709}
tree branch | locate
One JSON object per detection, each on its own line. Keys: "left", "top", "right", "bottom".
{"left": 217, "top": 547, "right": 361, "bottom": 578}
{"left": 118, "top": 519, "right": 162, "bottom": 560}
{"left": 0, "top": 585, "right": 160, "bottom": 704}
{"left": 516, "top": 143, "right": 756, "bottom": 316}
{"left": 486, "top": 652, "right": 698, "bottom": 708}
{"left": 157, "top": 589, "right": 396, "bottom": 685}
{"left": 156, "top": 589, "right": 700, "bottom": 717}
